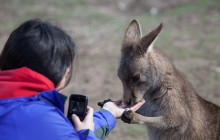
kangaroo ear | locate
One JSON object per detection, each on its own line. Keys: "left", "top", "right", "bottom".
{"left": 139, "top": 23, "right": 163, "bottom": 53}
{"left": 123, "top": 20, "right": 141, "bottom": 45}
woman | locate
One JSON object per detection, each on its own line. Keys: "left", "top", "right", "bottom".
{"left": 0, "top": 19, "right": 145, "bottom": 140}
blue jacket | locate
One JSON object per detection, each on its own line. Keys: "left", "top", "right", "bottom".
{"left": 0, "top": 89, "right": 116, "bottom": 140}
{"left": 0, "top": 67, "right": 116, "bottom": 140}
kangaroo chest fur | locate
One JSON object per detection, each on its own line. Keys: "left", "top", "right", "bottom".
{"left": 137, "top": 84, "right": 220, "bottom": 140}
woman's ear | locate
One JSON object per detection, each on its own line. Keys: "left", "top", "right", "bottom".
{"left": 56, "top": 67, "right": 70, "bottom": 92}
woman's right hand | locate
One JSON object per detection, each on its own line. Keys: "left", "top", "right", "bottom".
{"left": 72, "top": 106, "right": 94, "bottom": 132}
{"left": 102, "top": 99, "right": 145, "bottom": 119}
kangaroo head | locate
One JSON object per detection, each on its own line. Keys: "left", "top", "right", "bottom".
{"left": 118, "top": 20, "right": 165, "bottom": 106}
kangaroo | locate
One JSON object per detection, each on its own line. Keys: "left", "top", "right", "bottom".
{"left": 118, "top": 20, "right": 220, "bottom": 140}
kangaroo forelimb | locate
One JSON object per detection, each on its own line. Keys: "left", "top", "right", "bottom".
{"left": 121, "top": 110, "right": 184, "bottom": 129}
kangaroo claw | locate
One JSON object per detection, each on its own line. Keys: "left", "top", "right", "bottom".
{"left": 121, "top": 110, "right": 135, "bottom": 124}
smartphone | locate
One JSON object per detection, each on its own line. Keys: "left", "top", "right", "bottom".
{"left": 67, "top": 94, "right": 88, "bottom": 124}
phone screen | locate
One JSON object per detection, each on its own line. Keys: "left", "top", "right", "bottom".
{"left": 69, "top": 100, "right": 86, "bottom": 116}
{"left": 67, "top": 94, "right": 88, "bottom": 123}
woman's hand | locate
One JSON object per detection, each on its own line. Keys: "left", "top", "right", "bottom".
{"left": 72, "top": 106, "right": 95, "bottom": 132}
{"left": 102, "top": 99, "right": 145, "bottom": 119}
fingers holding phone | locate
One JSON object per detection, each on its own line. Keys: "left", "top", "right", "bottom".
{"left": 67, "top": 94, "right": 94, "bottom": 132}
{"left": 72, "top": 106, "right": 94, "bottom": 132}
{"left": 67, "top": 94, "right": 88, "bottom": 122}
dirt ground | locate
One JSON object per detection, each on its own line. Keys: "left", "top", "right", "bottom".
{"left": 0, "top": 0, "right": 219, "bottom": 139}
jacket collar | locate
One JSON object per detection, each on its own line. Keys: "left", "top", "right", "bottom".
{"left": 38, "top": 89, "right": 67, "bottom": 112}
{"left": 0, "top": 67, "right": 55, "bottom": 99}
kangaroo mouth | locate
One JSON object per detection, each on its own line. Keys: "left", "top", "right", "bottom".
{"left": 123, "top": 97, "right": 144, "bottom": 107}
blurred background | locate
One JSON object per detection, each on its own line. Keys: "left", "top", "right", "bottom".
{"left": 0, "top": 0, "right": 219, "bottom": 139}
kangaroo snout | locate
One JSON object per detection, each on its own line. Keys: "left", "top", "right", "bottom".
{"left": 123, "top": 87, "right": 144, "bottom": 107}
{"left": 123, "top": 89, "right": 133, "bottom": 106}
{"left": 123, "top": 96, "right": 143, "bottom": 107}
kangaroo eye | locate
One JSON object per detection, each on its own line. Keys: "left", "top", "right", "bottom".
{"left": 131, "top": 74, "right": 140, "bottom": 83}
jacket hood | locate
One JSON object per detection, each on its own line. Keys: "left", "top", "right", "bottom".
{"left": 0, "top": 67, "right": 55, "bottom": 99}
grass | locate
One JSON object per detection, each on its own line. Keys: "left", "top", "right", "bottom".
{"left": 199, "top": 72, "right": 220, "bottom": 92}
{"left": 213, "top": 99, "right": 220, "bottom": 106}
{"left": 0, "top": 0, "right": 89, "bottom": 32}
{"left": 176, "top": 48, "right": 204, "bottom": 58}
{"left": 51, "top": 0, "right": 86, "bottom": 7}
{"left": 115, "top": 120, "right": 148, "bottom": 139}
{"left": 107, "top": 64, "right": 118, "bottom": 71}
{"left": 162, "top": 0, "right": 220, "bottom": 17}
{"left": 125, "top": 124, "right": 147, "bottom": 136}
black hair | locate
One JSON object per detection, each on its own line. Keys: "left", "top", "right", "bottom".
{"left": 0, "top": 19, "right": 75, "bottom": 87}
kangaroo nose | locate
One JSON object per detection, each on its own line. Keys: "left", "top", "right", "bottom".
{"left": 126, "top": 99, "right": 132, "bottom": 107}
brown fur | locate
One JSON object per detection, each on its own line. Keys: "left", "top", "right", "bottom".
{"left": 119, "top": 20, "right": 220, "bottom": 140}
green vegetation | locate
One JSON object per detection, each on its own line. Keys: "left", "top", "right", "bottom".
{"left": 115, "top": 120, "right": 148, "bottom": 139}
{"left": 213, "top": 99, "right": 220, "bottom": 106}
{"left": 125, "top": 124, "right": 147, "bottom": 136}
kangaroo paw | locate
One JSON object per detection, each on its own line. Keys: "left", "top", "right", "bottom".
{"left": 121, "top": 110, "right": 136, "bottom": 124}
